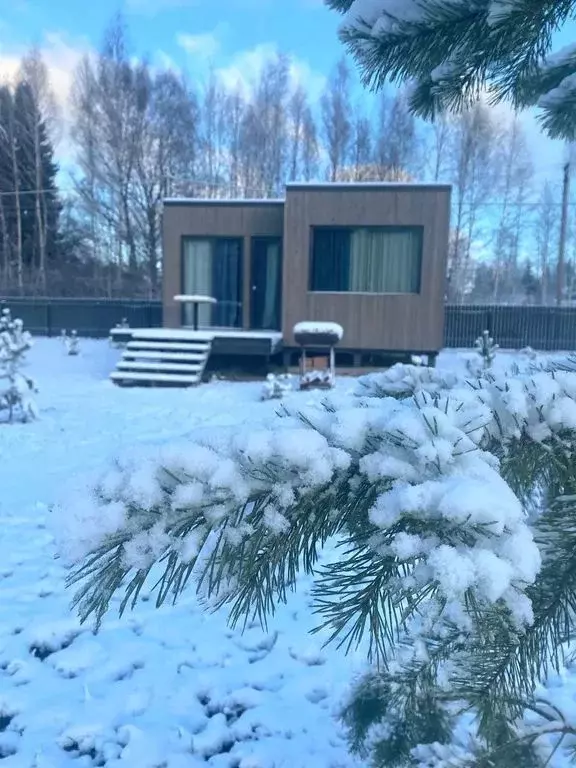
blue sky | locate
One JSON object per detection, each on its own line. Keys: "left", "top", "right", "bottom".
{"left": 0, "top": 0, "right": 572, "bottom": 183}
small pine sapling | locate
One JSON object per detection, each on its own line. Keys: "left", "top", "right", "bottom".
{"left": 261, "top": 372, "right": 293, "bottom": 400}
{"left": 475, "top": 329, "right": 498, "bottom": 369}
{"left": 66, "top": 331, "right": 80, "bottom": 356}
{"left": 0, "top": 307, "right": 37, "bottom": 423}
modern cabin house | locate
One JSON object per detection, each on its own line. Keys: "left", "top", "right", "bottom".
{"left": 163, "top": 182, "right": 450, "bottom": 361}
{"left": 110, "top": 182, "right": 451, "bottom": 386}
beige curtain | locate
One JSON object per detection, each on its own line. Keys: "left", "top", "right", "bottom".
{"left": 262, "top": 241, "right": 281, "bottom": 329}
{"left": 349, "top": 228, "right": 421, "bottom": 293}
{"left": 182, "top": 239, "right": 212, "bottom": 327}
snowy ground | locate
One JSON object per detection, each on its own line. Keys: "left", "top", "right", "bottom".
{"left": 0, "top": 340, "right": 572, "bottom": 767}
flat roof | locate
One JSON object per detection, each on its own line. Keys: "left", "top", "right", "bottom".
{"left": 163, "top": 198, "right": 284, "bottom": 206}
{"left": 164, "top": 182, "right": 452, "bottom": 207}
{"left": 285, "top": 181, "right": 452, "bottom": 190}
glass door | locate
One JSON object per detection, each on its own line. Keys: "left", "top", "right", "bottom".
{"left": 182, "top": 237, "right": 243, "bottom": 328}
{"left": 250, "top": 237, "right": 282, "bottom": 330}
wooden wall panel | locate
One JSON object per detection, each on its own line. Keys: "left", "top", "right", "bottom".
{"left": 282, "top": 184, "right": 451, "bottom": 353}
{"left": 162, "top": 201, "right": 284, "bottom": 329}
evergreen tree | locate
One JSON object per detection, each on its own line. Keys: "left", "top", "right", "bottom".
{"left": 13, "top": 80, "right": 61, "bottom": 290}
{"left": 0, "top": 86, "right": 15, "bottom": 288}
{"left": 325, "top": 0, "right": 576, "bottom": 139}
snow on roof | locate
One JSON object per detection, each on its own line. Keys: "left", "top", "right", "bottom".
{"left": 285, "top": 181, "right": 451, "bottom": 189}
{"left": 164, "top": 197, "right": 284, "bottom": 205}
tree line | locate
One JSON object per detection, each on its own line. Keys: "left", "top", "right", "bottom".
{"left": 0, "top": 14, "right": 569, "bottom": 302}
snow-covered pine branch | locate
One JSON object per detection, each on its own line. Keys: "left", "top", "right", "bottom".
{"left": 326, "top": 0, "right": 576, "bottom": 140}
{"left": 58, "top": 357, "right": 576, "bottom": 765}
{"left": 0, "top": 307, "right": 37, "bottom": 423}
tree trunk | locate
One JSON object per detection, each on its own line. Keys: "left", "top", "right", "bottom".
{"left": 11, "top": 141, "right": 23, "bottom": 294}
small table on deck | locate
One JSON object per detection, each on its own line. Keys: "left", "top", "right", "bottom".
{"left": 173, "top": 294, "right": 217, "bottom": 331}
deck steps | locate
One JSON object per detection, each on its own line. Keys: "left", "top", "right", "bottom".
{"left": 110, "top": 330, "right": 212, "bottom": 387}
{"left": 110, "top": 371, "right": 203, "bottom": 386}
{"left": 122, "top": 350, "right": 207, "bottom": 362}
{"left": 126, "top": 340, "right": 209, "bottom": 353}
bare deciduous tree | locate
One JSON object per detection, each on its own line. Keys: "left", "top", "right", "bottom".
{"left": 491, "top": 116, "right": 533, "bottom": 302}
{"left": 321, "top": 57, "right": 352, "bottom": 182}
{"left": 535, "top": 181, "right": 559, "bottom": 305}
{"left": 447, "top": 103, "right": 501, "bottom": 303}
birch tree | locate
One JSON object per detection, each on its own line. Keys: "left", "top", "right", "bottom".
{"left": 375, "top": 90, "right": 419, "bottom": 179}
{"left": 321, "top": 57, "right": 352, "bottom": 182}
{"left": 491, "top": 116, "right": 533, "bottom": 302}
{"left": 534, "top": 181, "right": 559, "bottom": 305}
{"left": 447, "top": 103, "right": 501, "bottom": 303}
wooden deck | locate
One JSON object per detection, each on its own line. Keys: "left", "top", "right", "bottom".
{"left": 109, "top": 328, "right": 283, "bottom": 386}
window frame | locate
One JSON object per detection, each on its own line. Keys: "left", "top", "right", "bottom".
{"left": 308, "top": 224, "right": 424, "bottom": 296}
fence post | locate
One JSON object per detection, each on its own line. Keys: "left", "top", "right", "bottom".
{"left": 486, "top": 310, "right": 493, "bottom": 337}
{"left": 46, "top": 302, "right": 52, "bottom": 337}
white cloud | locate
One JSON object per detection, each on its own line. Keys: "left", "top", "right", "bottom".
{"left": 215, "top": 43, "right": 326, "bottom": 100}
{"left": 177, "top": 31, "right": 221, "bottom": 60}
{"left": 0, "top": 32, "right": 91, "bottom": 119}
{"left": 125, "top": 0, "right": 197, "bottom": 13}
{"left": 0, "top": 32, "right": 92, "bottom": 171}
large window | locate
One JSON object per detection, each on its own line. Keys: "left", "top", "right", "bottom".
{"left": 182, "top": 237, "right": 243, "bottom": 328}
{"left": 310, "top": 226, "right": 423, "bottom": 294}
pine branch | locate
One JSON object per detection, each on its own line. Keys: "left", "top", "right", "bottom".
{"left": 328, "top": 0, "right": 576, "bottom": 139}
{"left": 449, "top": 492, "right": 576, "bottom": 747}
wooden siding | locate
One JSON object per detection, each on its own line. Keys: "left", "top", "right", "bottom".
{"left": 162, "top": 201, "right": 285, "bottom": 329}
{"left": 282, "top": 185, "right": 451, "bottom": 352}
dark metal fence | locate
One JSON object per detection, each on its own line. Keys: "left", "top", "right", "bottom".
{"left": 444, "top": 304, "right": 576, "bottom": 351}
{"left": 0, "top": 297, "right": 162, "bottom": 338}
{"left": 4, "top": 298, "right": 576, "bottom": 351}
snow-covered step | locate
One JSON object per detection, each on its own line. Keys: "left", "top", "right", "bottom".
{"left": 122, "top": 350, "right": 208, "bottom": 362}
{"left": 127, "top": 341, "right": 209, "bottom": 353}
{"left": 110, "top": 371, "right": 201, "bottom": 386}
{"left": 117, "top": 361, "right": 204, "bottom": 374}
{"left": 110, "top": 332, "right": 213, "bottom": 387}
{"left": 132, "top": 329, "right": 215, "bottom": 342}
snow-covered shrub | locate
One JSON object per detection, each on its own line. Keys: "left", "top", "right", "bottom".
{"left": 60, "top": 355, "right": 576, "bottom": 766}
{"left": 520, "top": 345, "right": 538, "bottom": 361}
{"left": 0, "top": 307, "right": 37, "bottom": 423}
{"left": 355, "top": 362, "right": 462, "bottom": 399}
{"left": 261, "top": 373, "right": 293, "bottom": 400}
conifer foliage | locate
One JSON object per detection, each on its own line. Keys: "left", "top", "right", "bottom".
{"left": 60, "top": 354, "right": 576, "bottom": 765}
{"left": 0, "top": 306, "right": 37, "bottom": 422}
{"left": 325, "top": 0, "right": 576, "bottom": 139}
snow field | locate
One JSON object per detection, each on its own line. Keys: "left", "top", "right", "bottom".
{"left": 0, "top": 338, "right": 573, "bottom": 767}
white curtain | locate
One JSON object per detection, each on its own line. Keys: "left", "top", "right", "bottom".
{"left": 262, "top": 241, "right": 281, "bottom": 329}
{"left": 349, "top": 229, "right": 421, "bottom": 293}
{"left": 182, "top": 239, "right": 212, "bottom": 327}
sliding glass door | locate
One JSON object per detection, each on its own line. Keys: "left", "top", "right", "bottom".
{"left": 182, "top": 237, "right": 243, "bottom": 328}
{"left": 250, "top": 237, "right": 282, "bottom": 330}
